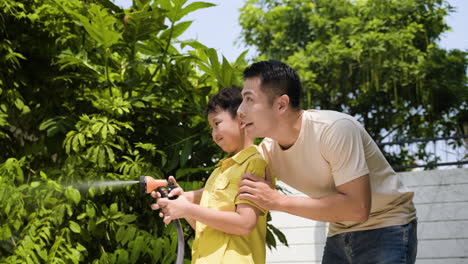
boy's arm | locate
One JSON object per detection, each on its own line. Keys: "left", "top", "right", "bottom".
{"left": 185, "top": 217, "right": 197, "bottom": 230}
{"left": 168, "top": 188, "right": 204, "bottom": 230}
{"left": 177, "top": 189, "right": 202, "bottom": 230}
{"left": 158, "top": 197, "right": 261, "bottom": 236}
{"left": 179, "top": 188, "right": 203, "bottom": 204}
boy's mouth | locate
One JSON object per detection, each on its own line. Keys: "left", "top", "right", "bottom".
{"left": 240, "top": 121, "right": 253, "bottom": 129}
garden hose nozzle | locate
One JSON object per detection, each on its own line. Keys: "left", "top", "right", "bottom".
{"left": 139, "top": 176, "right": 178, "bottom": 199}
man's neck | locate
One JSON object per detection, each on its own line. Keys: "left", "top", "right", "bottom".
{"left": 274, "top": 110, "right": 304, "bottom": 150}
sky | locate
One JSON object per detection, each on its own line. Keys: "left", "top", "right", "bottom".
{"left": 113, "top": 0, "right": 467, "bottom": 62}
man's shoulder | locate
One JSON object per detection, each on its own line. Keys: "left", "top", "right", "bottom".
{"left": 305, "top": 109, "right": 357, "bottom": 124}
{"left": 258, "top": 138, "right": 275, "bottom": 152}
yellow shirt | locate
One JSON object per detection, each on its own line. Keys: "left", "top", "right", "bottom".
{"left": 191, "top": 145, "right": 268, "bottom": 264}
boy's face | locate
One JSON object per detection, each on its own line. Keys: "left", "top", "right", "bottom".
{"left": 208, "top": 108, "right": 244, "bottom": 154}
{"left": 238, "top": 77, "right": 277, "bottom": 138}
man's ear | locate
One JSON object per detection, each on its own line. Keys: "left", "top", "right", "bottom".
{"left": 277, "top": 94, "right": 290, "bottom": 113}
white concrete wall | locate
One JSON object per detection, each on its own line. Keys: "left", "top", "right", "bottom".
{"left": 266, "top": 168, "right": 468, "bottom": 264}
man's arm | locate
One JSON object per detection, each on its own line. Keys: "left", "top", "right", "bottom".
{"left": 157, "top": 196, "right": 261, "bottom": 236}
{"left": 238, "top": 171, "right": 371, "bottom": 222}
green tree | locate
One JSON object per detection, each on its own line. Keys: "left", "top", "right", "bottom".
{"left": 0, "top": 0, "right": 285, "bottom": 263}
{"left": 239, "top": 0, "right": 467, "bottom": 168}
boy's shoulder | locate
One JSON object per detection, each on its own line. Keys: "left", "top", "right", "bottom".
{"left": 232, "top": 145, "right": 263, "bottom": 164}
{"left": 245, "top": 151, "right": 266, "bottom": 164}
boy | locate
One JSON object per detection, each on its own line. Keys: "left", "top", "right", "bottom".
{"left": 154, "top": 86, "right": 268, "bottom": 264}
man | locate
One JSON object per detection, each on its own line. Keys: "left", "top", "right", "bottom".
{"left": 237, "top": 60, "right": 417, "bottom": 264}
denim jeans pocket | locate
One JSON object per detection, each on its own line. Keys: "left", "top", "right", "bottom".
{"left": 323, "top": 220, "right": 418, "bottom": 264}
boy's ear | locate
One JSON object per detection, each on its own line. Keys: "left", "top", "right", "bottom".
{"left": 277, "top": 94, "right": 290, "bottom": 113}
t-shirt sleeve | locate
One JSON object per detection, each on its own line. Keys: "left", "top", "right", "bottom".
{"left": 234, "top": 156, "right": 268, "bottom": 214}
{"left": 320, "top": 119, "right": 370, "bottom": 186}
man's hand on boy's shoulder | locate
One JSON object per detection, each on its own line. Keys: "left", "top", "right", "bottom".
{"left": 238, "top": 167, "right": 280, "bottom": 211}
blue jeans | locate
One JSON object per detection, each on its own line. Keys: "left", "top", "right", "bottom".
{"left": 322, "top": 220, "right": 417, "bottom": 264}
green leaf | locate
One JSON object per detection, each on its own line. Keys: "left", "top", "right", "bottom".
{"left": 34, "top": 243, "right": 48, "bottom": 261}
{"left": 105, "top": 145, "right": 115, "bottom": 163}
{"left": 72, "top": 133, "right": 81, "bottom": 153}
{"left": 65, "top": 187, "right": 81, "bottom": 205}
{"left": 90, "top": 146, "right": 100, "bottom": 163}
{"left": 235, "top": 50, "right": 249, "bottom": 65}
{"left": 179, "top": 39, "right": 208, "bottom": 50}
{"left": 130, "top": 236, "right": 144, "bottom": 263}
{"left": 221, "top": 56, "right": 233, "bottom": 87}
{"left": 115, "top": 249, "right": 129, "bottom": 264}
{"left": 179, "top": 2, "right": 216, "bottom": 19}
{"left": 269, "top": 223, "right": 289, "bottom": 246}
{"left": 69, "top": 221, "right": 81, "bottom": 233}
{"left": 124, "top": 6, "right": 166, "bottom": 41}
{"left": 86, "top": 203, "right": 96, "bottom": 217}
{"left": 73, "top": 4, "right": 122, "bottom": 48}
{"left": 110, "top": 203, "right": 118, "bottom": 214}
{"left": 206, "top": 48, "right": 220, "bottom": 72}
{"left": 77, "top": 213, "right": 87, "bottom": 220}
{"left": 39, "top": 171, "right": 48, "bottom": 180}
{"left": 179, "top": 140, "right": 192, "bottom": 167}
{"left": 14, "top": 98, "right": 31, "bottom": 114}
{"left": 30, "top": 181, "right": 40, "bottom": 188}
{"left": 0, "top": 226, "right": 11, "bottom": 240}
{"left": 98, "top": 146, "right": 106, "bottom": 167}
{"left": 160, "top": 21, "right": 192, "bottom": 40}
{"left": 116, "top": 226, "right": 126, "bottom": 244}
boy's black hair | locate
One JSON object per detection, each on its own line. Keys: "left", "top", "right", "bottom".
{"left": 243, "top": 60, "right": 302, "bottom": 110}
{"left": 206, "top": 86, "right": 243, "bottom": 118}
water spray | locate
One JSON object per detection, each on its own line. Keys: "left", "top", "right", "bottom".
{"left": 72, "top": 176, "right": 185, "bottom": 263}
{"left": 74, "top": 180, "right": 139, "bottom": 191}
{"left": 139, "top": 176, "right": 185, "bottom": 264}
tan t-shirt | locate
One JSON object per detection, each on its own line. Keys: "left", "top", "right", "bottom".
{"left": 259, "top": 110, "right": 416, "bottom": 236}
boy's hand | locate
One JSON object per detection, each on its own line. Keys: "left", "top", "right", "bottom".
{"left": 167, "top": 175, "right": 184, "bottom": 198}
{"left": 150, "top": 176, "right": 183, "bottom": 212}
{"left": 157, "top": 195, "right": 191, "bottom": 224}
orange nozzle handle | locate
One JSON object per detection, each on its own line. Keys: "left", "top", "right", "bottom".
{"left": 140, "top": 176, "right": 167, "bottom": 194}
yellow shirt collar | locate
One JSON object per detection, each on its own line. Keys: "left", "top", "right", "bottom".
{"left": 217, "top": 145, "right": 258, "bottom": 171}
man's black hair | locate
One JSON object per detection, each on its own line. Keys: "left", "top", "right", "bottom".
{"left": 206, "top": 86, "right": 243, "bottom": 118}
{"left": 243, "top": 60, "right": 302, "bottom": 110}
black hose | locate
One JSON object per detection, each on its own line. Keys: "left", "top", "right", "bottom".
{"left": 173, "top": 219, "right": 184, "bottom": 264}
{"left": 140, "top": 177, "right": 185, "bottom": 263}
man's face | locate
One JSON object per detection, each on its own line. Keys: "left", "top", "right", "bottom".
{"left": 208, "top": 109, "right": 244, "bottom": 154}
{"left": 238, "top": 77, "right": 277, "bottom": 139}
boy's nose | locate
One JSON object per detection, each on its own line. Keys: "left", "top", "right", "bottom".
{"left": 237, "top": 102, "right": 246, "bottom": 119}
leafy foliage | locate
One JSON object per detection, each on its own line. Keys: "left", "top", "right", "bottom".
{"left": 0, "top": 0, "right": 284, "bottom": 263}
{"left": 239, "top": 0, "right": 467, "bottom": 168}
